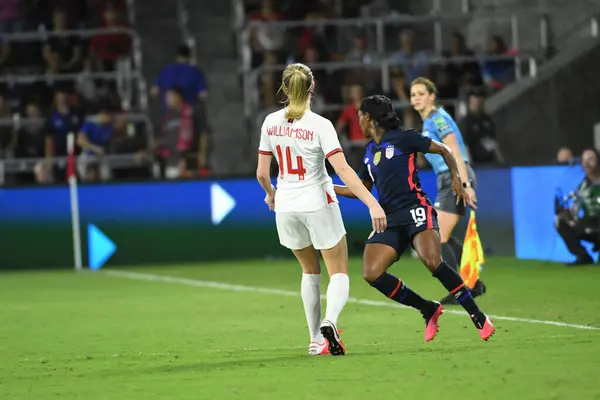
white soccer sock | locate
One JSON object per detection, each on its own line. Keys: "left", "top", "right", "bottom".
{"left": 324, "top": 273, "right": 350, "bottom": 327}
{"left": 301, "top": 273, "right": 323, "bottom": 342}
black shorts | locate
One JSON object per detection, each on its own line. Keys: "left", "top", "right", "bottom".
{"left": 434, "top": 164, "right": 477, "bottom": 216}
{"left": 366, "top": 205, "right": 439, "bottom": 258}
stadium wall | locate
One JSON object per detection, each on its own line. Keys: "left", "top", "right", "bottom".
{"left": 0, "top": 165, "right": 585, "bottom": 270}
{"left": 487, "top": 39, "right": 600, "bottom": 165}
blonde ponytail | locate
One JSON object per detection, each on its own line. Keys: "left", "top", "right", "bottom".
{"left": 279, "top": 63, "right": 313, "bottom": 120}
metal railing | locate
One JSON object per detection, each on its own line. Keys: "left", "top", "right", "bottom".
{"left": 254, "top": 98, "right": 464, "bottom": 134}
{"left": 0, "top": 113, "right": 155, "bottom": 141}
{"left": 234, "top": 1, "right": 600, "bottom": 126}
{"left": 3, "top": 27, "right": 149, "bottom": 111}
{"left": 243, "top": 53, "right": 538, "bottom": 118}
{"left": 236, "top": 9, "right": 556, "bottom": 119}
{"left": 239, "top": 10, "right": 556, "bottom": 72}
{"left": 553, "top": 14, "right": 600, "bottom": 50}
{"left": 125, "top": 0, "right": 136, "bottom": 25}
{"left": 0, "top": 153, "right": 155, "bottom": 186}
{"left": 0, "top": 113, "right": 157, "bottom": 185}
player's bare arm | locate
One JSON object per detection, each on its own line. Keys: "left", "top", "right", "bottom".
{"left": 333, "top": 179, "right": 373, "bottom": 198}
{"left": 441, "top": 134, "right": 469, "bottom": 183}
{"left": 442, "top": 133, "right": 477, "bottom": 202}
{"left": 427, "top": 140, "right": 477, "bottom": 209}
{"left": 327, "top": 152, "right": 386, "bottom": 233}
{"left": 256, "top": 153, "right": 276, "bottom": 210}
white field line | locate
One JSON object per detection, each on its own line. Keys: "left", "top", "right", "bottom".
{"left": 101, "top": 270, "right": 600, "bottom": 331}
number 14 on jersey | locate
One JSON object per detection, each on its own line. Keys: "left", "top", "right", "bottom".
{"left": 275, "top": 145, "right": 306, "bottom": 180}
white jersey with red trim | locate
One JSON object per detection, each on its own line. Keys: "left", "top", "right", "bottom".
{"left": 258, "top": 108, "right": 343, "bottom": 213}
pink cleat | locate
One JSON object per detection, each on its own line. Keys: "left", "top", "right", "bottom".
{"left": 424, "top": 302, "right": 444, "bottom": 342}
{"left": 308, "top": 340, "right": 330, "bottom": 355}
{"left": 320, "top": 320, "right": 346, "bottom": 355}
{"left": 477, "top": 316, "right": 495, "bottom": 341}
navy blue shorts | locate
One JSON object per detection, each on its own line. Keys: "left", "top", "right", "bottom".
{"left": 366, "top": 204, "right": 439, "bottom": 258}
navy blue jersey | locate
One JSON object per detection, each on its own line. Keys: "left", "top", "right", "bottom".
{"left": 358, "top": 129, "right": 434, "bottom": 227}
{"left": 46, "top": 110, "right": 82, "bottom": 156}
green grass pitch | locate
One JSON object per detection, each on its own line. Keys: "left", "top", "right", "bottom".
{"left": 1, "top": 257, "right": 599, "bottom": 399}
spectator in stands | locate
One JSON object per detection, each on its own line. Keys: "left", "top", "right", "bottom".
{"left": 14, "top": 102, "right": 45, "bottom": 159}
{"left": 297, "top": 45, "right": 334, "bottom": 113}
{"left": 336, "top": 83, "right": 367, "bottom": 169}
{"left": 460, "top": 89, "right": 503, "bottom": 164}
{"left": 109, "top": 116, "right": 152, "bottom": 180}
{"left": 94, "top": 0, "right": 128, "bottom": 26}
{"left": 76, "top": 57, "right": 104, "bottom": 106}
{"left": 77, "top": 102, "right": 114, "bottom": 181}
{"left": 557, "top": 146, "right": 575, "bottom": 164}
{"left": 340, "top": 0, "right": 372, "bottom": 18}
{"left": 45, "top": 89, "right": 82, "bottom": 159}
{"left": 0, "top": 0, "right": 25, "bottom": 32}
{"left": 89, "top": 4, "right": 131, "bottom": 72}
{"left": 33, "top": 160, "right": 54, "bottom": 183}
{"left": 0, "top": 37, "right": 10, "bottom": 74}
{"left": 389, "top": 28, "right": 430, "bottom": 84}
{"left": 155, "top": 86, "right": 210, "bottom": 179}
{"left": 344, "top": 30, "right": 380, "bottom": 95}
{"left": 295, "top": 2, "right": 334, "bottom": 61}
{"left": 345, "top": 30, "right": 376, "bottom": 65}
{"left": 388, "top": 68, "right": 416, "bottom": 129}
{"left": 0, "top": 93, "right": 16, "bottom": 158}
{"left": 248, "top": 0, "right": 286, "bottom": 67}
{"left": 481, "top": 35, "right": 516, "bottom": 92}
{"left": 259, "top": 51, "right": 280, "bottom": 108}
{"left": 336, "top": 83, "right": 366, "bottom": 145}
{"left": 151, "top": 45, "right": 207, "bottom": 109}
{"left": 444, "top": 32, "right": 482, "bottom": 95}
{"left": 13, "top": 102, "right": 49, "bottom": 184}
{"left": 42, "top": 7, "right": 82, "bottom": 74}
{"left": 433, "top": 68, "right": 458, "bottom": 117}
{"left": 32, "top": 0, "right": 89, "bottom": 29}
{"left": 361, "top": 0, "right": 392, "bottom": 17}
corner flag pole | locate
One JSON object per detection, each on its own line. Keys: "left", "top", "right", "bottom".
{"left": 67, "top": 132, "right": 83, "bottom": 271}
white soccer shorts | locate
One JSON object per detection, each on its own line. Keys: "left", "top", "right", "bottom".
{"left": 275, "top": 202, "right": 347, "bottom": 250}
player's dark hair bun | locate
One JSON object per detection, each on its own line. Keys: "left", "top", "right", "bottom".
{"left": 359, "top": 95, "right": 401, "bottom": 130}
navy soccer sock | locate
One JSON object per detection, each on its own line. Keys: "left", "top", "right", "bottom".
{"left": 433, "top": 262, "right": 485, "bottom": 325}
{"left": 370, "top": 273, "right": 432, "bottom": 312}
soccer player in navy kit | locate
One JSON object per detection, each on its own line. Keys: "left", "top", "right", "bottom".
{"left": 334, "top": 95, "right": 495, "bottom": 341}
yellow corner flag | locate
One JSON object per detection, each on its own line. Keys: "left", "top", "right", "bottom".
{"left": 459, "top": 210, "right": 485, "bottom": 289}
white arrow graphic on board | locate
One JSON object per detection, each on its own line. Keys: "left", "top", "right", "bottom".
{"left": 210, "top": 183, "right": 236, "bottom": 226}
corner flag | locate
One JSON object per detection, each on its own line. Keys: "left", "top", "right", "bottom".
{"left": 459, "top": 211, "right": 484, "bottom": 289}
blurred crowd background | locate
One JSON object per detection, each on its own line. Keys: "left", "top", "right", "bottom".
{"left": 1, "top": 0, "right": 599, "bottom": 186}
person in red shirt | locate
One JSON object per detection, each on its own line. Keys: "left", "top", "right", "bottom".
{"left": 89, "top": 5, "right": 131, "bottom": 71}
{"left": 336, "top": 84, "right": 368, "bottom": 169}
{"left": 336, "top": 84, "right": 367, "bottom": 142}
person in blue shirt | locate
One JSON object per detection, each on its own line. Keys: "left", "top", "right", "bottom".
{"left": 410, "top": 77, "right": 487, "bottom": 305}
{"left": 334, "top": 95, "right": 494, "bottom": 342}
{"left": 77, "top": 104, "right": 114, "bottom": 181}
{"left": 151, "top": 45, "right": 208, "bottom": 108}
{"left": 45, "top": 90, "right": 82, "bottom": 157}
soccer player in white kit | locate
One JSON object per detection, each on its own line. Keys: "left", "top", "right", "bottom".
{"left": 256, "top": 63, "right": 386, "bottom": 356}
